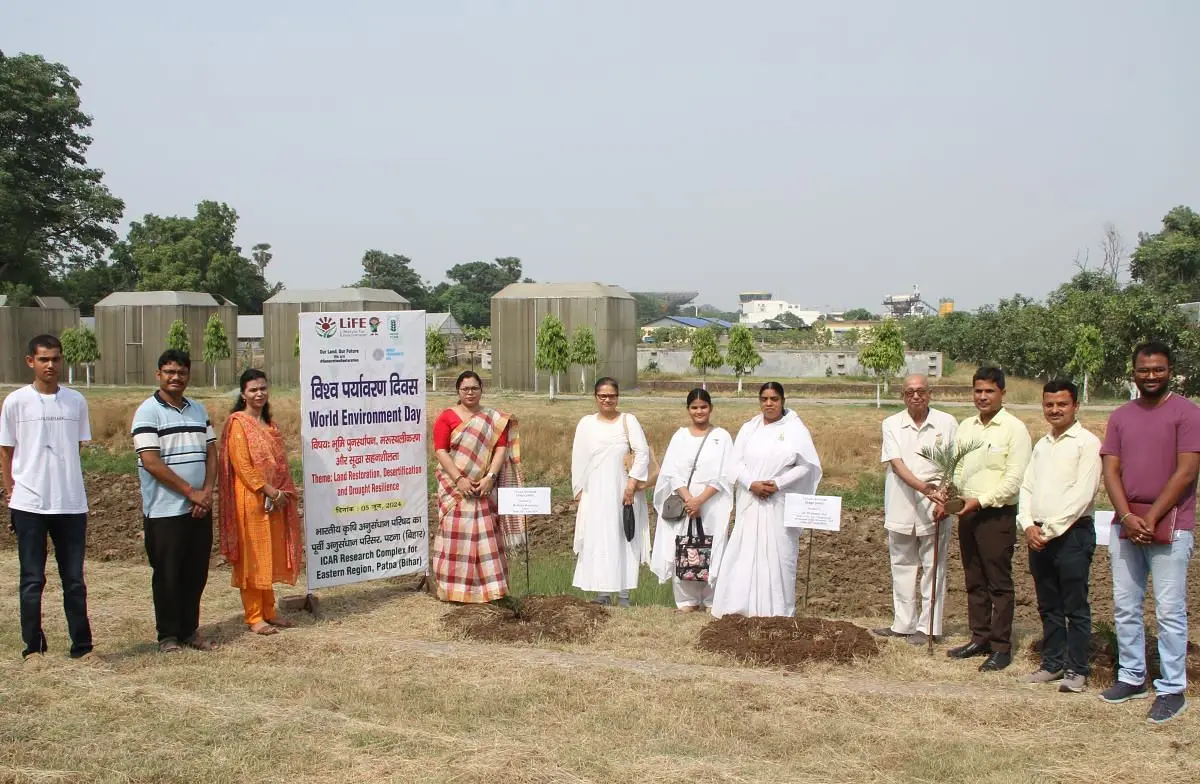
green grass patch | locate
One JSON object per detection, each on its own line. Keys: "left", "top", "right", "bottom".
{"left": 80, "top": 447, "right": 139, "bottom": 475}
{"left": 830, "top": 471, "right": 885, "bottom": 509}
{"left": 505, "top": 552, "right": 675, "bottom": 608}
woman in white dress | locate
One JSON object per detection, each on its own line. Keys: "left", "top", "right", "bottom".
{"left": 571, "top": 377, "right": 651, "bottom": 607}
{"left": 711, "top": 382, "right": 823, "bottom": 619}
{"left": 651, "top": 388, "right": 733, "bottom": 612}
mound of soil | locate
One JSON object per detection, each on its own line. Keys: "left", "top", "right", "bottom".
{"left": 698, "top": 615, "right": 880, "bottom": 668}
{"left": 1026, "top": 634, "right": 1200, "bottom": 693}
{"left": 442, "top": 595, "right": 609, "bottom": 644}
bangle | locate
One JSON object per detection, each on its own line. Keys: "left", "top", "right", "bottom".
{"left": 1119, "top": 512, "right": 1132, "bottom": 523}
{"left": 455, "top": 476, "right": 466, "bottom": 484}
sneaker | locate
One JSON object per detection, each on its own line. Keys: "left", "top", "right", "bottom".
{"left": 1022, "top": 668, "right": 1064, "bottom": 684}
{"left": 1058, "top": 671, "right": 1087, "bottom": 693}
{"left": 1146, "top": 694, "right": 1188, "bottom": 725}
{"left": 1099, "top": 680, "right": 1149, "bottom": 704}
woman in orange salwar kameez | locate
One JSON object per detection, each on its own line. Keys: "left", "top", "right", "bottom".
{"left": 218, "top": 369, "right": 303, "bottom": 635}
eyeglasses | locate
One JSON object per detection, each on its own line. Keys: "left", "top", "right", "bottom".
{"left": 903, "top": 389, "right": 929, "bottom": 398}
{"left": 596, "top": 394, "right": 618, "bottom": 401}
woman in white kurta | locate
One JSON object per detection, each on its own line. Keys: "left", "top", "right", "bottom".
{"left": 711, "top": 382, "right": 823, "bottom": 619}
{"left": 571, "top": 377, "right": 651, "bottom": 606}
{"left": 651, "top": 388, "right": 733, "bottom": 611}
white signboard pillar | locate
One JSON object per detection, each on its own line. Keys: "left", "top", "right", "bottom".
{"left": 299, "top": 311, "right": 428, "bottom": 590}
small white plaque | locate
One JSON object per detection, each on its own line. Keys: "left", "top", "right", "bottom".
{"left": 1094, "top": 510, "right": 1114, "bottom": 547}
{"left": 499, "top": 487, "right": 551, "bottom": 515}
{"left": 783, "top": 494, "right": 842, "bottom": 531}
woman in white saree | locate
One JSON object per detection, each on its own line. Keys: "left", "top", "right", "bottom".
{"left": 711, "top": 382, "right": 823, "bottom": 619}
{"left": 651, "top": 389, "right": 734, "bottom": 612}
{"left": 571, "top": 377, "right": 651, "bottom": 607}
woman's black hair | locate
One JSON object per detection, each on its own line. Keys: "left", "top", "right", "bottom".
{"left": 758, "top": 381, "right": 785, "bottom": 402}
{"left": 686, "top": 388, "right": 712, "bottom": 406}
{"left": 594, "top": 377, "right": 620, "bottom": 394}
{"left": 233, "top": 368, "right": 271, "bottom": 424}
{"left": 455, "top": 370, "right": 483, "bottom": 404}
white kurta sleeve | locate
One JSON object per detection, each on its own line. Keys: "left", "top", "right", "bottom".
{"left": 625, "top": 414, "right": 650, "bottom": 482}
{"left": 571, "top": 417, "right": 589, "bottom": 498}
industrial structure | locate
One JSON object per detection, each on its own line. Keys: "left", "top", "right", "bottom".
{"left": 262, "top": 288, "right": 409, "bottom": 384}
{"left": 491, "top": 282, "right": 637, "bottom": 391}
{"left": 93, "top": 291, "right": 238, "bottom": 386}
{"left": 0, "top": 295, "right": 80, "bottom": 384}
{"left": 882, "top": 285, "right": 938, "bottom": 318}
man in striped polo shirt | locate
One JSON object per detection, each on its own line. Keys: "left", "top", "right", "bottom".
{"left": 132, "top": 350, "right": 218, "bottom": 653}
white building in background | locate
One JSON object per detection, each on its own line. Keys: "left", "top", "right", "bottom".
{"left": 737, "top": 291, "right": 823, "bottom": 327}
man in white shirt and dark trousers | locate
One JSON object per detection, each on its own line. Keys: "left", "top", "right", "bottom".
{"left": 0, "top": 335, "right": 94, "bottom": 666}
{"left": 874, "top": 374, "right": 958, "bottom": 645}
{"left": 1018, "top": 379, "right": 1101, "bottom": 693}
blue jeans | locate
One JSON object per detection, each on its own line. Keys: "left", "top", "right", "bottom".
{"left": 11, "top": 510, "right": 93, "bottom": 658}
{"left": 1110, "top": 527, "right": 1193, "bottom": 694}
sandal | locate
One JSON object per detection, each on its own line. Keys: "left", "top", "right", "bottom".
{"left": 158, "top": 638, "right": 183, "bottom": 653}
{"left": 266, "top": 617, "right": 296, "bottom": 628}
{"left": 183, "top": 635, "right": 218, "bottom": 650}
{"left": 249, "top": 623, "right": 279, "bottom": 636}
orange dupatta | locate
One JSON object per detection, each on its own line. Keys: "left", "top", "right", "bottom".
{"left": 217, "top": 411, "right": 303, "bottom": 575}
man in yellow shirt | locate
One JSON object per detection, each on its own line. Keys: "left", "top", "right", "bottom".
{"left": 1017, "top": 378, "right": 1101, "bottom": 693}
{"left": 944, "top": 367, "right": 1032, "bottom": 672}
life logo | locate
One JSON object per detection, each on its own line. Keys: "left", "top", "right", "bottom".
{"left": 315, "top": 316, "right": 337, "bottom": 338}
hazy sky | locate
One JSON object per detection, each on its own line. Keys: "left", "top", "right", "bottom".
{"left": 8, "top": 1, "right": 1199, "bottom": 312}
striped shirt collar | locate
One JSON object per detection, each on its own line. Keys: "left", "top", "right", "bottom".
{"left": 153, "top": 390, "right": 192, "bottom": 413}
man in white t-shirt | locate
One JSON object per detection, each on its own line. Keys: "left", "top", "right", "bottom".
{"left": 874, "top": 374, "right": 958, "bottom": 645}
{"left": 0, "top": 334, "right": 94, "bottom": 665}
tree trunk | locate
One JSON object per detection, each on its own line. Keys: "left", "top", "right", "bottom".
{"left": 1083, "top": 371, "right": 1090, "bottom": 404}
{"left": 875, "top": 381, "right": 881, "bottom": 409}
{"left": 548, "top": 374, "right": 556, "bottom": 402}
{"left": 581, "top": 366, "right": 586, "bottom": 394}
{"left": 85, "top": 364, "right": 92, "bottom": 387}
{"left": 702, "top": 371, "right": 707, "bottom": 391}
{"left": 737, "top": 375, "right": 743, "bottom": 395}
{"left": 432, "top": 369, "right": 437, "bottom": 392}
{"left": 213, "top": 363, "right": 218, "bottom": 388}
{"left": 68, "top": 365, "right": 75, "bottom": 385}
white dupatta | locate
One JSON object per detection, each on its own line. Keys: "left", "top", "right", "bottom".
{"left": 710, "top": 409, "right": 822, "bottom": 584}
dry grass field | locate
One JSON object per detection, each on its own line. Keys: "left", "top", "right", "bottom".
{"left": 2, "top": 384, "right": 1197, "bottom": 783}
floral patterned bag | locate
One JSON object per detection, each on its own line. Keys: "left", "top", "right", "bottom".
{"left": 674, "top": 516, "right": 712, "bottom": 581}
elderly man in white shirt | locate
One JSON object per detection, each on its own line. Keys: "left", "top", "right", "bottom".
{"left": 874, "top": 374, "right": 959, "bottom": 645}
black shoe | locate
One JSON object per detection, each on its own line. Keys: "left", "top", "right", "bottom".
{"left": 871, "top": 627, "right": 906, "bottom": 638}
{"left": 946, "top": 641, "right": 991, "bottom": 659}
{"left": 979, "top": 651, "right": 1012, "bottom": 672}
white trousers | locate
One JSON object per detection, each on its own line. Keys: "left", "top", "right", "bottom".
{"left": 674, "top": 578, "right": 713, "bottom": 608}
{"left": 887, "top": 523, "right": 951, "bottom": 635}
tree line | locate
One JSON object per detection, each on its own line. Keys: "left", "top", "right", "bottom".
{"left": 902, "top": 210, "right": 1200, "bottom": 398}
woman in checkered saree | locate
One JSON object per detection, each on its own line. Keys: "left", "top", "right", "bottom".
{"left": 430, "top": 371, "right": 526, "bottom": 602}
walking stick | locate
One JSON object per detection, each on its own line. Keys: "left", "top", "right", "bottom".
{"left": 927, "top": 517, "right": 941, "bottom": 656}
{"left": 802, "top": 529, "right": 815, "bottom": 611}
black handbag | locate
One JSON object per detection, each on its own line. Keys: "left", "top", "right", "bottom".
{"left": 675, "top": 516, "right": 712, "bottom": 581}
{"left": 622, "top": 503, "right": 636, "bottom": 542}
{"left": 661, "top": 429, "right": 712, "bottom": 523}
